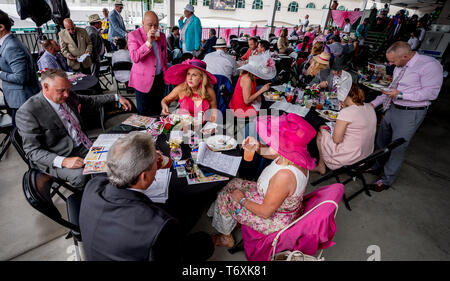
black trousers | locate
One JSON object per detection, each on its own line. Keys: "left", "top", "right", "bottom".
{"left": 134, "top": 73, "right": 165, "bottom": 116}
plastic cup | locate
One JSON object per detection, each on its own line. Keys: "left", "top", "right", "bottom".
{"left": 244, "top": 148, "right": 256, "bottom": 162}
{"left": 316, "top": 103, "right": 323, "bottom": 110}
{"left": 286, "top": 92, "right": 294, "bottom": 103}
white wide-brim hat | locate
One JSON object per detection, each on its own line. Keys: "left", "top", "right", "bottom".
{"left": 337, "top": 71, "right": 353, "bottom": 102}
{"left": 238, "top": 53, "right": 277, "bottom": 81}
{"left": 213, "top": 38, "right": 229, "bottom": 48}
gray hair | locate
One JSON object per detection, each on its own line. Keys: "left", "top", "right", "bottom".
{"left": 40, "top": 68, "right": 68, "bottom": 84}
{"left": 106, "top": 132, "right": 157, "bottom": 188}
{"left": 386, "top": 41, "right": 412, "bottom": 55}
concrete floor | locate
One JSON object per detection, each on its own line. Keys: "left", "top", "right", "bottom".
{"left": 0, "top": 78, "right": 449, "bottom": 261}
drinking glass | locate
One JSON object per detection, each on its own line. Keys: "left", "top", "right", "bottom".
{"left": 170, "top": 147, "right": 182, "bottom": 163}
{"left": 189, "top": 132, "right": 200, "bottom": 150}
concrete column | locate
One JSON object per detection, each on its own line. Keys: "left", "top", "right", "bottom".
{"left": 166, "top": 0, "right": 175, "bottom": 28}
{"left": 360, "top": 0, "right": 369, "bottom": 11}
{"left": 265, "top": 0, "right": 277, "bottom": 39}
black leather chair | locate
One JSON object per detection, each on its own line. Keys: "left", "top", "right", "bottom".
{"left": 311, "top": 138, "right": 406, "bottom": 210}
{"left": 22, "top": 168, "right": 83, "bottom": 260}
{"left": 98, "top": 58, "right": 113, "bottom": 90}
{"left": 111, "top": 61, "right": 133, "bottom": 97}
{"left": 10, "top": 127, "right": 30, "bottom": 167}
{"left": 99, "top": 97, "right": 138, "bottom": 132}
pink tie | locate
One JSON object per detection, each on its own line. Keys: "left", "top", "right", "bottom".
{"left": 59, "top": 104, "right": 93, "bottom": 149}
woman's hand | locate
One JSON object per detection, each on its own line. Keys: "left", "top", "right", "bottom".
{"left": 242, "top": 136, "right": 260, "bottom": 153}
{"left": 230, "top": 189, "right": 245, "bottom": 203}
{"left": 260, "top": 83, "right": 271, "bottom": 94}
{"left": 161, "top": 102, "right": 170, "bottom": 115}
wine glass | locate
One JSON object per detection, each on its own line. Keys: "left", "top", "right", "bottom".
{"left": 170, "top": 147, "right": 183, "bottom": 163}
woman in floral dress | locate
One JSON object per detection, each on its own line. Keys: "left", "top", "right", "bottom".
{"left": 207, "top": 113, "right": 317, "bottom": 247}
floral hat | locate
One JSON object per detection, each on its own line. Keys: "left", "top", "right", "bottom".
{"left": 238, "top": 53, "right": 276, "bottom": 80}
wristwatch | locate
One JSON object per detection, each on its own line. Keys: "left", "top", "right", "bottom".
{"left": 397, "top": 91, "right": 403, "bottom": 100}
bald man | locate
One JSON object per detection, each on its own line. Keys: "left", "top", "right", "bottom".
{"left": 127, "top": 11, "right": 168, "bottom": 116}
{"left": 58, "top": 18, "right": 93, "bottom": 74}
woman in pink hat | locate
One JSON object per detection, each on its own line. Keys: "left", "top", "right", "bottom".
{"left": 161, "top": 58, "right": 218, "bottom": 120}
{"left": 207, "top": 113, "right": 317, "bottom": 248}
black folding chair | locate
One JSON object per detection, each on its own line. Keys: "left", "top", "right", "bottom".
{"left": 311, "top": 138, "right": 406, "bottom": 210}
{"left": 112, "top": 61, "right": 133, "bottom": 97}
{"left": 99, "top": 97, "right": 138, "bottom": 132}
{"left": 0, "top": 93, "right": 13, "bottom": 160}
{"left": 22, "top": 168, "right": 83, "bottom": 260}
{"left": 98, "top": 58, "right": 113, "bottom": 90}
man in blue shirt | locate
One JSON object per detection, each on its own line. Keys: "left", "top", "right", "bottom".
{"left": 37, "top": 39, "right": 72, "bottom": 72}
{"left": 108, "top": 0, "right": 127, "bottom": 51}
{"left": 356, "top": 18, "right": 370, "bottom": 45}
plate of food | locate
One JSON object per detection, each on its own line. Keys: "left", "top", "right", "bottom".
{"left": 263, "top": 91, "right": 284, "bottom": 101}
{"left": 206, "top": 135, "right": 238, "bottom": 151}
{"left": 325, "top": 92, "right": 337, "bottom": 99}
{"left": 169, "top": 113, "right": 193, "bottom": 124}
{"left": 318, "top": 110, "right": 338, "bottom": 121}
{"left": 362, "top": 82, "right": 390, "bottom": 92}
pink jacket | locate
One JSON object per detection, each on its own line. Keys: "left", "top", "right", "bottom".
{"left": 241, "top": 183, "right": 344, "bottom": 261}
{"left": 128, "top": 27, "right": 168, "bottom": 93}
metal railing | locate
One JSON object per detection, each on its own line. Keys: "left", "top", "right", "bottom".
{"left": 13, "top": 30, "right": 59, "bottom": 54}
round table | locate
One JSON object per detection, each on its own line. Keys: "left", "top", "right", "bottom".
{"left": 70, "top": 75, "right": 99, "bottom": 92}
{"left": 107, "top": 123, "right": 242, "bottom": 232}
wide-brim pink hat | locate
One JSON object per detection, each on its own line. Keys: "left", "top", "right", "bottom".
{"left": 164, "top": 59, "right": 217, "bottom": 85}
{"left": 256, "top": 113, "right": 317, "bottom": 170}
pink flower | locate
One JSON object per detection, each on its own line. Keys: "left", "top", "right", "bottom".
{"left": 266, "top": 58, "right": 275, "bottom": 68}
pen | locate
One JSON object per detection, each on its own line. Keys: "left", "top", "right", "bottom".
{"left": 93, "top": 151, "right": 108, "bottom": 154}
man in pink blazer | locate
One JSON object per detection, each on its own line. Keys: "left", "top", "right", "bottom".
{"left": 128, "top": 11, "right": 168, "bottom": 116}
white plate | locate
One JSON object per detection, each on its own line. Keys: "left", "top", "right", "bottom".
{"left": 318, "top": 110, "right": 338, "bottom": 122}
{"left": 263, "top": 92, "right": 284, "bottom": 101}
{"left": 206, "top": 135, "right": 237, "bottom": 151}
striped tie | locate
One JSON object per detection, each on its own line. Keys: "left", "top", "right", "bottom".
{"left": 382, "top": 66, "right": 407, "bottom": 112}
{"left": 59, "top": 104, "right": 93, "bottom": 149}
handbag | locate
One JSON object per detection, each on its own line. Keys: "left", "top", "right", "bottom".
{"left": 272, "top": 250, "right": 324, "bottom": 261}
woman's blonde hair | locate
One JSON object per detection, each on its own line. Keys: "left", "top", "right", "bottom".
{"left": 240, "top": 70, "right": 257, "bottom": 81}
{"left": 182, "top": 68, "right": 211, "bottom": 101}
{"left": 278, "top": 155, "right": 295, "bottom": 166}
{"left": 311, "top": 42, "right": 324, "bottom": 56}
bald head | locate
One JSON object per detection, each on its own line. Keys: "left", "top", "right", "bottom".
{"left": 142, "top": 11, "right": 159, "bottom": 35}
{"left": 63, "top": 18, "right": 76, "bottom": 35}
{"left": 386, "top": 41, "right": 414, "bottom": 67}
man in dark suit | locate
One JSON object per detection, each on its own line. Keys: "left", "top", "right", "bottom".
{"left": 79, "top": 132, "right": 214, "bottom": 261}
{"left": 15, "top": 69, "right": 132, "bottom": 188}
{"left": 387, "top": 17, "right": 406, "bottom": 44}
{"left": 85, "top": 14, "right": 105, "bottom": 77}
{"left": 0, "top": 10, "right": 41, "bottom": 126}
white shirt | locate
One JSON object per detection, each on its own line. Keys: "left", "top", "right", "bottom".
{"left": 112, "top": 49, "right": 132, "bottom": 83}
{"left": 43, "top": 94, "right": 82, "bottom": 168}
{"left": 418, "top": 27, "right": 426, "bottom": 42}
{"left": 302, "top": 19, "right": 309, "bottom": 32}
{"left": 408, "top": 37, "right": 420, "bottom": 51}
{"left": 203, "top": 49, "right": 239, "bottom": 82}
{"left": 343, "top": 23, "right": 351, "bottom": 33}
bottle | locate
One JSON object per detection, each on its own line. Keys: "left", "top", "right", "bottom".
{"left": 285, "top": 81, "right": 291, "bottom": 95}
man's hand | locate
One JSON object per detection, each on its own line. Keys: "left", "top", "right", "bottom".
{"left": 68, "top": 55, "right": 77, "bottom": 60}
{"left": 319, "top": 81, "right": 328, "bottom": 89}
{"left": 382, "top": 89, "right": 400, "bottom": 99}
{"left": 180, "top": 16, "right": 185, "bottom": 21}
{"left": 118, "top": 97, "right": 132, "bottom": 111}
{"left": 146, "top": 29, "right": 155, "bottom": 45}
{"left": 84, "top": 50, "right": 90, "bottom": 55}
{"left": 62, "top": 157, "right": 84, "bottom": 169}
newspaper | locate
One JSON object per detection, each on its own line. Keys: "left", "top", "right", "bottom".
{"left": 196, "top": 142, "right": 241, "bottom": 177}
{"left": 82, "top": 134, "right": 126, "bottom": 174}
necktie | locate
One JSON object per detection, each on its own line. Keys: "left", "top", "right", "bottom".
{"left": 59, "top": 104, "right": 93, "bottom": 149}
{"left": 382, "top": 66, "right": 407, "bottom": 112}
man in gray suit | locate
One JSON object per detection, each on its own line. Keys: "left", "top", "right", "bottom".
{"left": 309, "top": 57, "right": 356, "bottom": 91}
{"left": 85, "top": 14, "right": 105, "bottom": 77}
{"left": 0, "top": 10, "right": 41, "bottom": 126}
{"left": 15, "top": 69, "right": 132, "bottom": 188}
{"left": 108, "top": 1, "right": 127, "bottom": 51}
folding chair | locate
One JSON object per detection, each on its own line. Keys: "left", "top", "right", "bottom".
{"left": 22, "top": 168, "right": 84, "bottom": 260}
{"left": 112, "top": 61, "right": 133, "bottom": 97}
{"left": 239, "top": 183, "right": 344, "bottom": 260}
{"left": 98, "top": 58, "right": 113, "bottom": 90}
{"left": 0, "top": 93, "right": 13, "bottom": 160}
{"left": 311, "top": 138, "right": 406, "bottom": 210}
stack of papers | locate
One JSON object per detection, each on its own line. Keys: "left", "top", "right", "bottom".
{"left": 270, "top": 102, "right": 310, "bottom": 117}
{"left": 196, "top": 142, "right": 241, "bottom": 176}
{"left": 142, "top": 168, "right": 171, "bottom": 203}
{"left": 83, "top": 134, "right": 126, "bottom": 175}
{"left": 77, "top": 53, "right": 90, "bottom": 63}
{"left": 122, "top": 114, "right": 157, "bottom": 128}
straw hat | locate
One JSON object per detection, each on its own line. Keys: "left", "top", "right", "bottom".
{"left": 312, "top": 52, "right": 330, "bottom": 66}
{"left": 88, "top": 14, "right": 102, "bottom": 24}
{"left": 256, "top": 113, "right": 317, "bottom": 170}
{"left": 164, "top": 58, "right": 217, "bottom": 85}
{"left": 184, "top": 4, "right": 195, "bottom": 12}
{"left": 115, "top": 0, "right": 124, "bottom": 6}
{"left": 213, "top": 38, "right": 229, "bottom": 48}
{"left": 238, "top": 53, "right": 276, "bottom": 81}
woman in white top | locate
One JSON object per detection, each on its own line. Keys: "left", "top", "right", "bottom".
{"left": 343, "top": 18, "right": 352, "bottom": 35}
{"left": 208, "top": 113, "right": 317, "bottom": 248}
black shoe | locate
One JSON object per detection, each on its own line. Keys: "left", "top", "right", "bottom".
{"left": 368, "top": 179, "right": 390, "bottom": 192}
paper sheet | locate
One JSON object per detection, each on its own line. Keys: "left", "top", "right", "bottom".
{"left": 82, "top": 134, "right": 126, "bottom": 174}
{"left": 77, "top": 53, "right": 90, "bottom": 63}
{"left": 270, "top": 102, "right": 310, "bottom": 117}
{"left": 142, "top": 168, "right": 171, "bottom": 203}
{"left": 196, "top": 142, "right": 241, "bottom": 176}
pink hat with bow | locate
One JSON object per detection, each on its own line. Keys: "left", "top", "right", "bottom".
{"left": 164, "top": 59, "right": 218, "bottom": 86}
{"left": 256, "top": 113, "right": 317, "bottom": 170}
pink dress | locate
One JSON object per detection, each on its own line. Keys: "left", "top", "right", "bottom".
{"left": 178, "top": 93, "right": 210, "bottom": 117}
{"left": 321, "top": 103, "right": 377, "bottom": 170}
